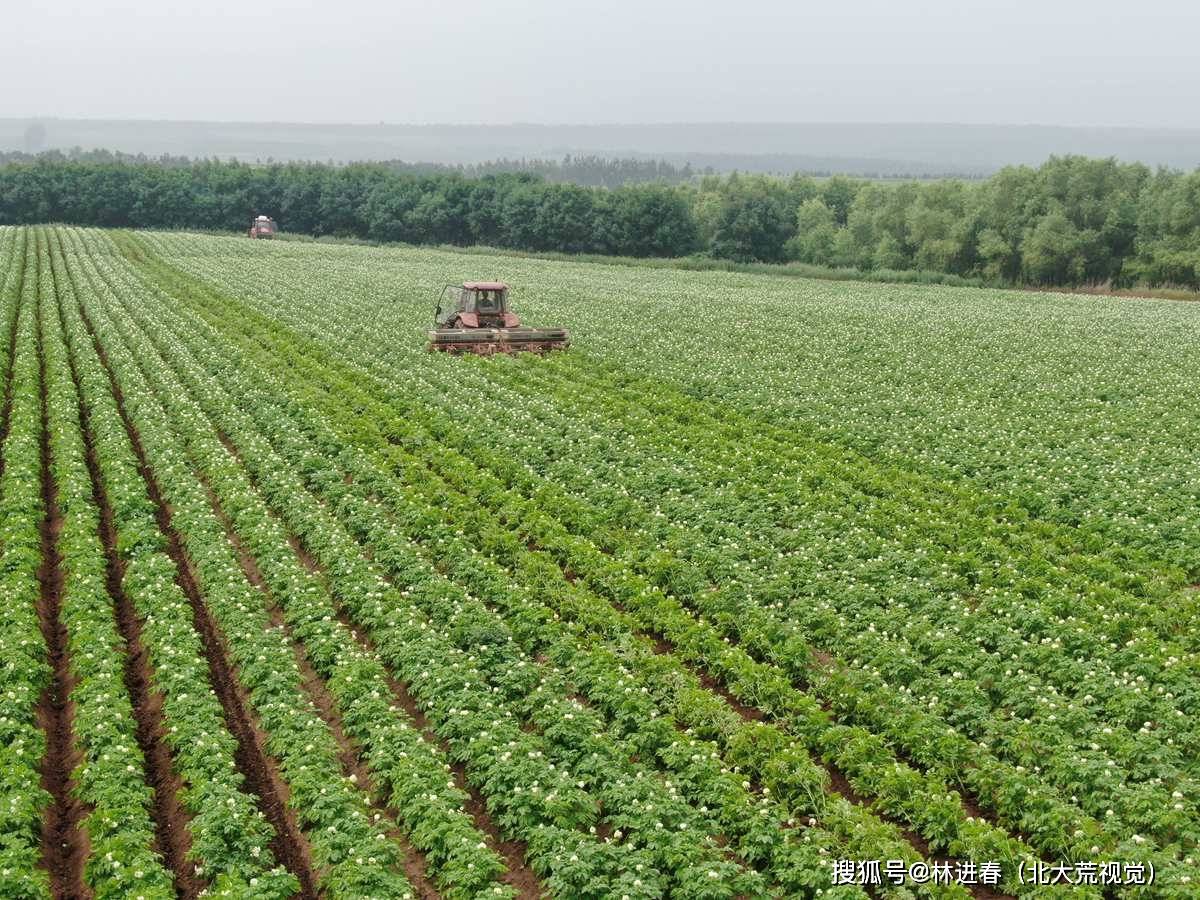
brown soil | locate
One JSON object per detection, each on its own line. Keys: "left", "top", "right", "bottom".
{"left": 34, "top": 464, "right": 92, "bottom": 900}
{"left": 141, "top": 269, "right": 996, "bottom": 896}
{"left": 820, "top": 765, "right": 1015, "bottom": 899}
{"left": 649, "top": 625, "right": 1011, "bottom": 899}
{"left": 110, "top": 555, "right": 206, "bottom": 897}
{"left": 215, "top": 430, "right": 241, "bottom": 461}
{"left": 88, "top": 394, "right": 204, "bottom": 896}
{"left": 287, "top": 533, "right": 321, "bottom": 574}
{"left": 221, "top": 414, "right": 534, "bottom": 895}
{"left": 51, "top": 265, "right": 205, "bottom": 898}
{"left": 811, "top": 649, "right": 835, "bottom": 667}
{"left": 34, "top": 281, "right": 92, "bottom": 900}
{"left": 287, "top": 630, "right": 442, "bottom": 900}
{"left": 77, "top": 303, "right": 319, "bottom": 899}
{"left": 651, "top": 635, "right": 765, "bottom": 722}
{"left": 290, "top": 535, "right": 543, "bottom": 900}
{"left": 209, "top": 479, "right": 441, "bottom": 899}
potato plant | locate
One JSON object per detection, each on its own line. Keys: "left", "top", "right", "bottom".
{"left": 2, "top": 224, "right": 1197, "bottom": 898}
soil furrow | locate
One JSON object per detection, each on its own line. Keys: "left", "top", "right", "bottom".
{"left": 285, "top": 532, "right": 544, "bottom": 900}
{"left": 175, "top": 281, "right": 1027, "bottom": 864}
{"left": 51, "top": 264, "right": 204, "bottom": 898}
{"left": 114, "top": 243, "right": 989, "bottom": 891}
{"left": 343, "top": 470, "right": 974, "bottom": 889}
{"left": 33, "top": 254, "right": 92, "bottom": 900}
{"left": 75, "top": 298, "right": 319, "bottom": 900}
{"left": 200, "top": 474, "right": 441, "bottom": 900}
{"left": 167, "top": 276, "right": 1006, "bottom": 893}
{"left": 640, "top": 627, "right": 1011, "bottom": 900}
{"left": 214, "top": 425, "right": 541, "bottom": 897}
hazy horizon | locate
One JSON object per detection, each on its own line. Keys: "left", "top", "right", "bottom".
{"left": 11, "top": 116, "right": 1200, "bottom": 131}
{"left": 7, "top": 119, "right": 1200, "bottom": 176}
{"left": 6, "top": 0, "right": 1199, "bottom": 129}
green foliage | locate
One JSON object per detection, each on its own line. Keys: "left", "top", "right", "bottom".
{"left": 710, "top": 179, "right": 795, "bottom": 263}
{"left": 595, "top": 186, "right": 701, "bottom": 257}
{"left": 11, "top": 223, "right": 1200, "bottom": 896}
{"left": 136, "top": 225, "right": 1200, "bottom": 894}
{"left": 3, "top": 153, "right": 1199, "bottom": 288}
{"left": 786, "top": 198, "right": 837, "bottom": 263}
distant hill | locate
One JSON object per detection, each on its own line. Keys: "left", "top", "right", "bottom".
{"left": 3, "top": 118, "right": 1200, "bottom": 176}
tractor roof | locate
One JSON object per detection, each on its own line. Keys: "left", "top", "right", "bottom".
{"left": 463, "top": 281, "right": 508, "bottom": 291}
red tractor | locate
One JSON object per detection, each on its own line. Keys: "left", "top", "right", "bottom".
{"left": 428, "top": 282, "right": 569, "bottom": 354}
{"left": 248, "top": 215, "right": 277, "bottom": 239}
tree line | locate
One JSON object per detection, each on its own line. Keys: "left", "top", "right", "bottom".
{"left": 0, "top": 149, "right": 710, "bottom": 187}
{"left": 0, "top": 153, "right": 1197, "bottom": 289}
{"left": 383, "top": 155, "right": 709, "bottom": 188}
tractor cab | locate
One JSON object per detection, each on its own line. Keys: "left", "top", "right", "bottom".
{"left": 436, "top": 282, "right": 519, "bottom": 328}
{"left": 248, "top": 215, "right": 277, "bottom": 239}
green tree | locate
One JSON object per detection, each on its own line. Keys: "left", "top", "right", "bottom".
{"left": 710, "top": 182, "right": 794, "bottom": 263}
{"left": 595, "top": 185, "right": 699, "bottom": 257}
{"left": 785, "top": 198, "right": 838, "bottom": 264}
{"left": 819, "top": 176, "right": 859, "bottom": 226}
{"left": 1021, "top": 211, "right": 1085, "bottom": 284}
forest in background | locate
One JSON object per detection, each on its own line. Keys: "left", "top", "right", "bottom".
{"left": 0, "top": 147, "right": 961, "bottom": 186}
{"left": 1, "top": 152, "right": 1198, "bottom": 289}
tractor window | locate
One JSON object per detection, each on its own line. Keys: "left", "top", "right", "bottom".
{"left": 476, "top": 290, "right": 499, "bottom": 312}
{"left": 437, "top": 287, "right": 462, "bottom": 324}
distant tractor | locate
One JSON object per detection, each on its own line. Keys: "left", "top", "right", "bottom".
{"left": 248, "top": 215, "right": 277, "bottom": 239}
{"left": 428, "top": 282, "right": 569, "bottom": 354}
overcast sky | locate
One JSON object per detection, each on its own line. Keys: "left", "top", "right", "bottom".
{"left": 5, "top": 0, "right": 1198, "bottom": 128}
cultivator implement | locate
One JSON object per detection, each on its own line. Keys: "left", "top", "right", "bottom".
{"left": 428, "top": 325, "right": 570, "bottom": 355}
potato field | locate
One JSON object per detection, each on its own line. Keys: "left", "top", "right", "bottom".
{"left": 2, "top": 225, "right": 1198, "bottom": 899}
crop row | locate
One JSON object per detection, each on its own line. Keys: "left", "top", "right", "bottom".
{"left": 472, "top": 364, "right": 1200, "bottom": 821}
{"left": 0, "top": 226, "right": 52, "bottom": 897}
{"left": 131, "top": 235, "right": 1096, "bottom": 867}
{"left": 29, "top": 224, "right": 1194, "bottom": 897}
{"left": 55, "top": 232, "right": 418, "bottom": 897}
{"left": 155, "top": 232, "right": 1192, "bottom": 692}
{"left": 86, "top": 232, "right": 894, "bottom": 896}
{"left": 76, "top": 225, "right": 806, "bottom": 900}
{"left": 296, "top": 278, "right": 1198, "bottom": 760}
{"left": 169, "top": 237, "right": 1198, "bottom": 867}
{"left": 50, "top": 227, "right": 305, "bottom": 897}
{"left": 37, "top": 226, "right": 179, "bottom": 897}
{"left": 144, "top": 230, "right": 1200, "bottom": 584}
{"left": 69, "top": 227, "right": 795, "bottom": 898}
{"left": 96, "top": 228, "right": 1050, "bottom": 896}
{"left": 52, "top": 229, "right": 523, "bottom": 899}
{"left": 127, "top": 230, "right": 1200, "bottom": 889}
